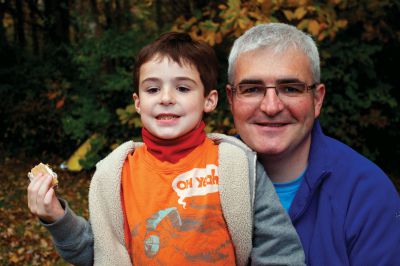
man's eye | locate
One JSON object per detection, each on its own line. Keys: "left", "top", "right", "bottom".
{"left": 239, "top": 85, "right": 263, "bottom": 95}
{"left": 177, "top": 86, "right": 190, "bottom": 93}
{"left": 280, "top": 84, "right": 304, "bottom": 94}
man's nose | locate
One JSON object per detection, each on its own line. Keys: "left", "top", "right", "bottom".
{"left": 259, "top": 88, "right": 284, "bottom": 116}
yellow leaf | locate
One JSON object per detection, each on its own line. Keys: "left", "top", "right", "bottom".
{"left": 9, "top": 254, "right": 19, "bottom": 263}
{"left": 215, "top": 32, "right": 223, "bottom": 44}
{"left": 218, "top": 4, "right": 227, "bottom": 10}
{"left": 248, "top": 11, "right": 263, "bottom": 20}
{"left": 308, "top": 20, "right": 320, "bottom": 36}
{"left": 223, "top": 117, "right": 231, "bottom": 126}
{"left": 297, "top": 19, "right": 309, "bottom": 30}
{"left": 336, "top": 19, "right": 348, "bottom": 29}
{"left": 228, "top": 0, "right": 241, "bottom": 9}
{"left": 187, "top": 17, "right": 198, "bottom": 25}
{"left": 294, "top": 7, "right": 307, "bottom": 20}
{"left": 283, "top": 10, "right": 294, "bottom": 21}
{"left": 205, "top": 125, "right": 213, "bottom": 133}
{"left": 238, "top": 18, "right": 248, "bottom": 29}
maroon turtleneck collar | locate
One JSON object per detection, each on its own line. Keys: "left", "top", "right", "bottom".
{"left": 141, "top": 121, "right": 206, "bottom": 163}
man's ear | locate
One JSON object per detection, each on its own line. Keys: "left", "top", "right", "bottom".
{"left": 313, "top": 83, "right": 325, "bottom": 118}
{"left": 133, "top": 93, "right": 140, "bottom": 114}
{"left": 203, "top": 90, "right": 218, "bottom": 113}
{"left": 226, "top": 84, "right": 234, "bottom": 106}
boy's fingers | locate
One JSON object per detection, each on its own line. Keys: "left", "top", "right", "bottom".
{"left": 27, "top": 173, "right": 45, "bottom": 209}
{"left": 43, "top": 187, "right": 55, "bottom": 206}
{"left": 37, "top": 174, "right": 53, "bottom": 198}
{"left": 27, "top": 173, "right": 52, "bottom": 214}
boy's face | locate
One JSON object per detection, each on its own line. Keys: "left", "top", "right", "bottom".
{"left": 133, "top": 56, "right": 218, "bottom": 139}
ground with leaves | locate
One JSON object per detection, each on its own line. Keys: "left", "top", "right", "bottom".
{"left": 0, "top": 156, "right": 91, "bottom": 265}
{"left": 1, "top": 155, "right": 398, "bottom": 265}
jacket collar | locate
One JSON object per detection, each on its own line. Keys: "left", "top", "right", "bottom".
{"left": 289, "top": 120, "right": 332, "bottom": 222}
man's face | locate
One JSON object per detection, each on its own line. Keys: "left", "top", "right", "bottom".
{"left": 227, "top": 47, "right": 325, "bottom": 161}
{"left": 134, "top": 56, "right": 217, "bottom": 139}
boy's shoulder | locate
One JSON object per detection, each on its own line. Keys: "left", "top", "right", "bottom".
{"left": 95, "top": 140, "right": 143, "bottom": 169}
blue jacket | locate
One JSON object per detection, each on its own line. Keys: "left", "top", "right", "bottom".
{"left": 290, "top": 120, "right": 400, "bottom": 265}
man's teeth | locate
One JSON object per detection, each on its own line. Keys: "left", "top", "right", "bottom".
{"left": 258, "top": 123, "right": 284, "bottom": 127}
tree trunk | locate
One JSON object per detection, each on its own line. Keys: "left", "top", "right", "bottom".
{"left": 28, "top": 0, "right": 39, "bottom": 55}
{"left": 122, "top": 0, "right": 132, "bottom": 29}
{"left": 15, "top": 0, "right": 26, "bottom": 48}
{"left": 44, "top": 0, "right": 70, "bottom": 45}
{"left": 104, "top": 0, "right": 113, "bottom": 29}
{"left": 0, "top": 2, "right": 10, "bottom": 49}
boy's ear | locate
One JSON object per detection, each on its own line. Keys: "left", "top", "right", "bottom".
{"left": 133, "top": 93, "right": 140, "bottom": 114}
{"left": 203, "top": 90, "right": 218, "bottom": 113}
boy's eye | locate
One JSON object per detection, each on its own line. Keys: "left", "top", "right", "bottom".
{"left": 146, "top": 87, "right": 160, "bottom": 94}
{"left": 177, "top": 86, "right": 190, "bottom": 93}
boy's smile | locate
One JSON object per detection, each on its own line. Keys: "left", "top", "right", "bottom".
{"left": 133, "top": 56, "right": 218, "bottom": 139}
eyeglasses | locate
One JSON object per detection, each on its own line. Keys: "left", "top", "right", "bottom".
{"left": 231, "top": 82, "right": 318, "bottom": 103}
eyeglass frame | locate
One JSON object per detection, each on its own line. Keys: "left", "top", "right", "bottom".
{"left": 229, "top": 80, "right": 319, "bottom": 102}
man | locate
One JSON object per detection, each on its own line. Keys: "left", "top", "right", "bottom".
{"left": 226, "top": 23, "right": 400, "bottom": 265}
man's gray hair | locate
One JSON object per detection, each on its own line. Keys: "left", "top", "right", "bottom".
{"left": 228, "top": 23, "right": 320, "bottom": 84}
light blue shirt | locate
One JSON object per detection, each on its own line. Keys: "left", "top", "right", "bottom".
{"left": 273, "top": 170, "right": 306, "bottom": 212}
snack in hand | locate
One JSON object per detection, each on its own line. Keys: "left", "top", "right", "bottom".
{"left": 28, "top": 163, "right": 58, "bottom": 187}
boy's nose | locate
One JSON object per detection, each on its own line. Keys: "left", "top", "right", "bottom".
{"left": 160, "top": 88, "right": 176, "bottom": 105}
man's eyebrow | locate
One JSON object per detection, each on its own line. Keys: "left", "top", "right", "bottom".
{"left": 276, "top": 78, "right": 302, "bottom": 84}
{"left": 238, "top": 79, "right": 264, "bottom": 85}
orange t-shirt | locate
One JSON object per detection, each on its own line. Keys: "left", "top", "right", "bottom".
{"left": 122, "top": 138, "right": 236, "bottom": 265}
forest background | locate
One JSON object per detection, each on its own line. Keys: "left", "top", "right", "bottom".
{"left": 1, "top": 0, "right": 399, "bottom": 264}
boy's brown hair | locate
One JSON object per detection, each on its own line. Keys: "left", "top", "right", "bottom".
{"left": 134, "top": 32, "right": 219, "bottom": 95}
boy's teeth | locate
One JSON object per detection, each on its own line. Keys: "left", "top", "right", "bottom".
{"left": 158, "top": 115, "right": 178, "bottom": 120}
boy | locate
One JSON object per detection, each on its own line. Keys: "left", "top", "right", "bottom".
{"left": 27, "top": 32, "right": 304, "bottom": 265}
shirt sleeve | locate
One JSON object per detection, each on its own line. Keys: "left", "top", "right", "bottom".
{"left": 251, "top": 162, "right": 306, "bottom": 266}
{"left": 42, "top": 198, "right": 94, "bottom": 266}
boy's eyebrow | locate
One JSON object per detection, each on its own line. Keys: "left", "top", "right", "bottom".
{"left": 174, "top": 77, "right": 198, "bottom": 84}
{"left": 140, "top": 77, "right": 198, "bottom": 85}
{"left": 140, "top": 77, "right": 161, "bottom": 84}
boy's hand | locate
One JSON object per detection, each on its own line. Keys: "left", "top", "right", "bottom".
{"left": 27, "top": 173, "right": 64, "bottom": 223}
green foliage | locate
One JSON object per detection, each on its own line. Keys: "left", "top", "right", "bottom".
{"left": 58, "top": 28, "right": 155, "bottom": 161}
{"left": 321, "top": 40, "right": 395, "bottom": 155}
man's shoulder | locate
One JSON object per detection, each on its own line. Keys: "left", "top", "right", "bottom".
{"left": 323, "top": 134, "right": 384, "bottom": 175}
{"left": 312, "top": 133, "right": 396, "bottom": 199}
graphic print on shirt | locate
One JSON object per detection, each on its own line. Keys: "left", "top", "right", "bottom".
{"left": 172, "top": 164, "right": 219, "bottom": 208}
{"left": 143, "top": 207, "right": 182, "bottom": 257}
{"left": 133, "top": 204, "right": 233, "bottom": 264}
